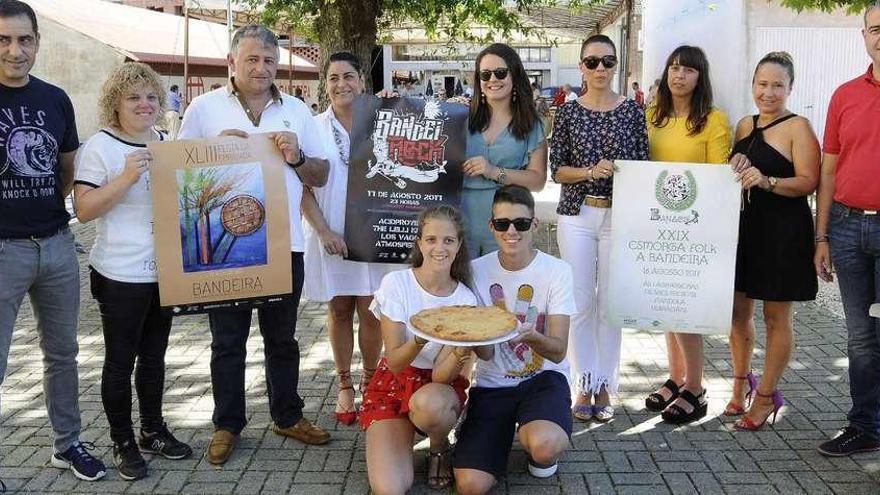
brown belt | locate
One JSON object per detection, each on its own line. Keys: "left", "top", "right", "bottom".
{"left": 584, "top": 196, "right": 612, "bottom": 208}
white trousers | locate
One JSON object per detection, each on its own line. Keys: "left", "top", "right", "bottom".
{"left": 557, "top": 204, "right": 621, "bottom": 396}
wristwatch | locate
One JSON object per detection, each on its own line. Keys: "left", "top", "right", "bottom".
{"left": 767, "top": 176, "right": 778, "bottom": 192}
{"left": 495, "top": 167, "right": 507, "bottom": 184}
{"left": 287, "top": 149, "right": 306, "bottom": 169}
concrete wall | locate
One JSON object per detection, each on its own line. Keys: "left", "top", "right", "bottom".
{"left": 642, "top": 0, "right": 749, "bottom": 123}
{"left": 31, "top": 17, "right": 126, "bottom": 140}
{"left": 642, "top": 0, "right": 862, "bottom": 129}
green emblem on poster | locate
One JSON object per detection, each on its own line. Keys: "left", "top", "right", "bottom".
{"left": 655, "top": 170, "right": 697, "bottom": 211}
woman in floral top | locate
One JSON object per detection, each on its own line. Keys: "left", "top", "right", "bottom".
{"left": 550, "top": 34, "right": 648, "bottom": 422}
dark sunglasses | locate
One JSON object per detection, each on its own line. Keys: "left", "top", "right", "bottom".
{"left": 582, "top": 55, "right": 618, "bottom": 70}
{"left": 491, "top": 217, "right": 533, "bottom": 232}
{"left": 478, "top": 68, "right": 510, "bottom": 81}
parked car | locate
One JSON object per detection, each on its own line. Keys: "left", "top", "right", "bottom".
{"left": 538, "top": 86, "right": 582, "bottom": 107}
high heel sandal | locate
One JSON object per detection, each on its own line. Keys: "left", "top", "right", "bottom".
{"left": 360, "top": 366, "right": 376, "bottom": 392}
{"left": 723, "top": 372, "right": 757, "bottom": 416}
{"left": 645, "top": 379, "right": 683, "bottom": 412}
{"left": 426, "top": 446, "right": 453, "bottom": 490}
{"left": 661, "top": 388, "right": 708, "bottom": 424}
{"left": 335, "top": 369, "right": 357, "bottom": 425}
{"left": 733, "top": 390, "right": 784, "bottom": 431}
{"left": 572, "top": 393, "right": 593, "bottom": 421}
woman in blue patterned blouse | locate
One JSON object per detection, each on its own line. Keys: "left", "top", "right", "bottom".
{"left": 550, "top": 34, "right": 649, "bottom": 422}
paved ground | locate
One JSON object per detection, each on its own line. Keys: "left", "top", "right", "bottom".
{"left": 1, "top": 221, "right": 879, "bottom": 494}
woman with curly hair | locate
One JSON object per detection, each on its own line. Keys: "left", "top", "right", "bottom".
{"left": 73, "top": 63, "right": 192, "bottom": 481}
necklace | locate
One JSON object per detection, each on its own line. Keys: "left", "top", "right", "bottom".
{"left": 331, "top": 122, "right": 350, "bottom": 167}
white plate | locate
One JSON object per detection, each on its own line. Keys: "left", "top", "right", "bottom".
{"left": 410, "top": 325, "right": 520, "bottom": 347}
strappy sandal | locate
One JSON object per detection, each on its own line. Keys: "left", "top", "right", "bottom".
{"left": 360, "top": 366, "right": 376, "bottom": 392}
{"left": 661, "top": 388, "right": 707, "bottom": 425}
{"left": 724, "top": 372, "right": 757, "bottom": 416}
{"left": 645, "top": 379, "right": 682, "bottom": 412}
{"left": 335, "top": 369, "right": 356, "bottom": 425}
{"left": 426, "top": 447, "right": 453, "bottom": 490}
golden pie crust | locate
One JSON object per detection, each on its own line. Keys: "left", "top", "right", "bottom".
{"left": 410, "top": 305, "right": 518, "bottom": 343}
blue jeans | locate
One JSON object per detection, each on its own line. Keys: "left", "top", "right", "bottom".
{"left": 829, "top": 202, "right": 880, "bottom": 438}
{"left": 207, "top": 253, "right": 305, "bottom": 434}
{"left": 0, "top": 228, "right": 82, "bottom": 452}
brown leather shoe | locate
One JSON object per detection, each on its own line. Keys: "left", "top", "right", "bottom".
{"left": 206, "top": 429, "right": 239, "bottom": 465}
{"left": 273, "top": 418, "right": 330, "bottom": 445}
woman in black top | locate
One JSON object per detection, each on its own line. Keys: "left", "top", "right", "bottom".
{"left": 728, "top": 52, "right": 820, "bottom": 430}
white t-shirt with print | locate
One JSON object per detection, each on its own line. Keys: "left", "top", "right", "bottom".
{"left": 74, "top": 129, "right": 164, "bottom": 283}
{"left": 471, "top": 250, "right": 577, "bottom": 388}
{"left": 370, "top": 268, "right": 477, "bottom": 370}
{"left": 177, "top": 86, "right": 327, "bottom": 252}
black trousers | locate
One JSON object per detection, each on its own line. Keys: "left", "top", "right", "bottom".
{"left": 91, "top": 268, "right": 172, "bottom": 445}
{"left": 207, "top": 253, "right": 305, "bottom": 434}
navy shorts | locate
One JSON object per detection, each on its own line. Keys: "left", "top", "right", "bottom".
{"left": 453, "top": 371, "right": 572, "bottom": 477}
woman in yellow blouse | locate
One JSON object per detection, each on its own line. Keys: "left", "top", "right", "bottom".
{"left": 644, "top": 45, "right": 745, "bottom": 424}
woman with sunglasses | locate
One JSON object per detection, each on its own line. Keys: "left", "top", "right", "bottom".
{"left": 302, "top": 52, "right": 397, "bottom": 426}
{"left": 462, "top": 43, "right": 548, "bottom": 258}
{"left": 360, "top": 205, "right": 476, "bottom": 493}
{"left": 728, "top": 52, "right": 819, "bottom": 430}
{"left": 643, "top": 45, "right": 736, "bottom": 424}
{"left": 550, "top": 34, "right": 648, "bottom": 422}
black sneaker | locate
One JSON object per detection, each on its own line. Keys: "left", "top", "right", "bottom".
{"left": 818, "top": 426, "right": 880, "bottom": 457}
{"left": 51, "top": 441, "right": 107, "bottom": 481}
{"left": 139, "top": 424, "right": 193, "bottom": 460}
{"left": 113, "top": 441, "right": 147, "bottom": 481}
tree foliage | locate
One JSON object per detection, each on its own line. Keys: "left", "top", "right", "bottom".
{"left": 776, "top": 0, "right": 877, "bottom": 13}
{"left": 245, "top": 0, "right": 606, "bottom": 95}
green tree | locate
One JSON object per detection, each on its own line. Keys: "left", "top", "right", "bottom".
{"left": 248, "top": 0, "right": 874, "bottom": 96}
{"left": 249, "top": 0, "right": 605, "bottom": 92}
{"left": 776, "top": 0, "right": 876, "bottom": 13}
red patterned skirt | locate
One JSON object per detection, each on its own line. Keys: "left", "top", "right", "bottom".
{"left": 358, "top": 357, "right": 469, "bottom": 430}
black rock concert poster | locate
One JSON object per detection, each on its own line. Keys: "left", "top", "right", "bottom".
{"left": 344, "top": 96, "right": 468, "bottom": 263}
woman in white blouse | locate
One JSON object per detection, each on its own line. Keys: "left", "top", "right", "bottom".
{"left": 301, "top": 52, "right": 397, "bottom": 425}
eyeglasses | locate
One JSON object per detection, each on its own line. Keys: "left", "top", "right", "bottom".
{"left": 491, "top": 217, "right": 533, "bottom": 232}
{"left": 581, "top": 55, "right": 618, "bottom": 70}
{"left": 478, "top": 68, "right": 510, "bottom": 81}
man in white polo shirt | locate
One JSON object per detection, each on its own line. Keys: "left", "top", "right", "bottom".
{"left": 177, "top": 24, "right": 330, "bottom": 465}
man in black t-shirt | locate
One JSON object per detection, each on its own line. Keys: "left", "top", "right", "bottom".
{"left": 0, "top": 0, "right": 106, "bottom": 482}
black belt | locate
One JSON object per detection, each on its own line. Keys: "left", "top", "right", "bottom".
{"left": 837, "top": 202, "right": 878, "bottom": 216}
{"left": 3, "top": 226, "right": 69, "bottom": 241}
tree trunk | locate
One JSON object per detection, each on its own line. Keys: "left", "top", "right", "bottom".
{"left": 313, "top": 0, "right": 381, "bottom": 108}
{"left": 198, "top": 212, "right": 211, "bottom": 265}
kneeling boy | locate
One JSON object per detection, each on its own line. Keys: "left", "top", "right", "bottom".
{"left": 453, "top": 185, "right": 577, "bottom": 494}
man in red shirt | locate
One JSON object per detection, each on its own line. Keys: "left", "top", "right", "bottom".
{"left": 632, "top": 81, "right": 645, "bottom": 106}
{"left": 815, "top": 2, "right": 880, "bottom": 457}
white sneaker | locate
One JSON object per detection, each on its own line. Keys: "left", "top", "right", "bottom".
{"left": 527, "top": 459, "right": 558, "bottom": 478}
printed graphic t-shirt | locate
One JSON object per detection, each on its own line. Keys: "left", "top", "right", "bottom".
{"left": 471, "top": 250, "right": 578, "bottom": 388}
{"left": 370, "top": 268, "right": 477, "bottom": 370}
{"left": 0, "top": 77, "right": 79, "bottom": 238}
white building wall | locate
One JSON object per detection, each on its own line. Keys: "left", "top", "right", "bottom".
{"left": 642, "top": 0, "right": 749, "bottom": 124}
{"left": 32, "top": 17, "right": 126, "bottom": 139}
{"left": 642, "top": 0, "right": 863, "bottom": 137}
{"left": 746, "top": 2, "right": 862, "bottom": 141}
